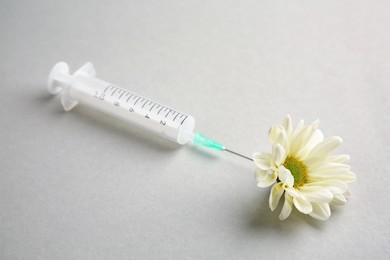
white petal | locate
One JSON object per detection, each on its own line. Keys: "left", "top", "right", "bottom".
{"left": 278, "top": 166, "right": 294, "bottom": 187}
{"left": 290, "top": 119, "right": 305, "bottom": 148}
{"left": 285, "top": 187, "right": 299, "bottom": 197}
{"left": 307, "top": 129, "right": 324, "bottom": 149}
{"left": 308, "top": 136, "right": 343, "bottom": 160}
{"left": 314, "top": 162, "right": 351, "bottom": 172}
{"left": 327, "top": 154, "right": 350, "bottom": 163}
{"left": 273, "top": 144, "right": 286, "bottom": 166}
{"left": 283, "top": 115, "right": 293, "bottom": 136}
{"left": 269, "top": 125, "right": 284, "bottom": 144}
{"left": 304, "top": 157, "right": 323, "bottom": 170}
{"left": 310, "top": 119, "right": 320, "bottom": 130}
{"left": 279, "top": 194, "right": 293, "bottom": 220}
{"left": 337, "top": 172, "right": 356, "bottom": 183}
{"left": 312, "top": 172, "right": 356, "bottom": 183}
{"left": 295, "top": 148, "right": 311, "bottom": 161}
{"left": 294, "top": 120, "right": 305, "bottom": 135}
{"left": 276, "top": 131, "right": 288, "bottom": 153}
{"left": 255, "top": 168, "right": 268, "bottom": 181}
{"left": 269, "top": 183, "right": 284, "bottom": 211}
{"left": 253, "top": 153, "right": 273, "bottom": 170}
{"left": 330, "top": 194, "right": 347, "bottom": 205}
{"left": 256, "top": 172, "right": 277, "bottom": 188}
{"left": 298, "top": 186, "right": 333, "bottom": 203}
{"left": 309, "top": 203, "right": 331, "bottom": 220}
{"left": 308, "top": 163, "right": 351, "bottom": 179}
{"left": 323, "top": 181, "right": 349, "bottom": 194}
{"left": 304, "top": 180, "right": 349, "bottom": 195}
{"left": 291, "top": 125, "right": 312, "bottom": 153}
{"left": 293, "top": 196, "right": 313, "bottom": 214}
{"left": 270, "top": 127, "right": 290, "bottom": 155}
{"left": 295, "top": 129, "right": 324, "bottom": 159}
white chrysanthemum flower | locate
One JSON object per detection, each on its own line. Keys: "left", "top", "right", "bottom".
{"left": 253, "top": 115, "right": 356, "bottom": 221}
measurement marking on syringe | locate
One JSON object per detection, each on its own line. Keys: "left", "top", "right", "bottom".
{"left": 181, "top": 116, "right": 188, "bottom": 125}
{"left": 126, "top": 94, "right": 134, "bottom": 102}
{"left": 149, "top": 103, "right": 156, "bottom": 111}
{"left": 118, "top": 91, "right": 125, "bottom": 99}
{"left": 111, "top": 88, "right": 117, "bottom": 96}
{"left": 103, "top": 85, "right": 110, "bottom": 93}
{"left": 142, "top": 100, "right": 148, "bottom": 108}
{"left": 173, "top": 113, "right": 179, "bottom": 121}
{"left": 165, "top": 110, "right": 172, "bottom": 118}
{"left": 134, "top": 97, "right": 141, "bottom": 105}
{"left": 157, "top": 107, "right": 164, "bottom": 115}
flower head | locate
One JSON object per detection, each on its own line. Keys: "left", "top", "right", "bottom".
{"left": 253, "top": 115, "right": 356, "bottom": 220}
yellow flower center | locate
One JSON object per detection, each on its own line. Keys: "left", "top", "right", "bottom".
{"left": 283, "top": 156, "right": 308, "bottom": 187}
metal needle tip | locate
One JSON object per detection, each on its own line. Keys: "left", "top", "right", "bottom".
{"left": 224, "top": 148, "right": 253, "bottom": 161}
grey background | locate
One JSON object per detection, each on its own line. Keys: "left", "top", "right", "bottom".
{"left": 1, "top": 0, "right": 390, "bottom": 259}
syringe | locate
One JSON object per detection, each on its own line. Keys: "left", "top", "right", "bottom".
{"left": 48, "top": 62, "right": 252, "bottom": 161}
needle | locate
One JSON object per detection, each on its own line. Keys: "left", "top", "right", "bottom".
{"left": 224, "top": 148, "right": 253, "bottom": 161}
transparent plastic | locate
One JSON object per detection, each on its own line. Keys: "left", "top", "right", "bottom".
{"left": 48, "top": 62, "right": 195, "bottom": 144}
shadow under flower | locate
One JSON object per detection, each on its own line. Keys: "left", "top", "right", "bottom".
{"left": 244, "top": 190, "right": 327, "bottom": 234}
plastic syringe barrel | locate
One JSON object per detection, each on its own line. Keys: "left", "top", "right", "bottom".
{"left": 47, "top": 62, "right": 195, "bottom": 145}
